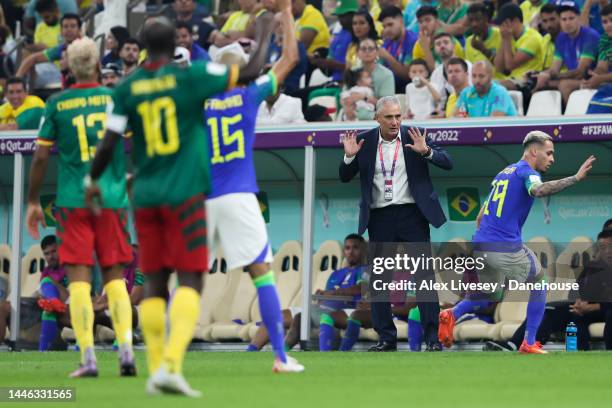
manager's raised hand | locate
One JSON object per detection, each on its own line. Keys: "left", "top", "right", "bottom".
{"left": 342, "top": 130, "right": 364, "bottom": 158}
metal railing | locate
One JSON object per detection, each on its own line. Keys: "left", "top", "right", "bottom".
{"left": 3, "top": 36, "right": 27, "bottom": 77}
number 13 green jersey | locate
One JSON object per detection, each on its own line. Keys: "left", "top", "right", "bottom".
{"left": 37, "top": 84, "right": 128, "bottom": 209}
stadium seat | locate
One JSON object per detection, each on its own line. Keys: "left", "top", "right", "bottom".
{"left": 20, "top": 245, "right": 45, "bottom": 298}
{"left": 526, "top": 236, "right": 556, "bottom": 281}
{"left": 299, "top": 74, "right": 306, "bottom": 89}
{"left": 244, "top": 241, "right": 303, "bottom": 339}
{"left": 288, "top": 240, "right": 342, "bottom": 308}
{"left": 588, "top": 322, "right": 604, "bottom": 339}
{"left": 193, "top": 252, "right": 232, "bottom": 341}
{"left": 454, "top": 317, "right": 495, "bottom": 342}
{"left": 555, "top": 236, "right": 594, "bottom": 282}
{"left": 508, "top": 90, "right": 524, "bottom": 116}
{"left": 526, "top": 91, "right": 562, "bottom": 116}
{"left": 434, "top": 238, "right": 469, "bottom": 306}
{"left": 564, "top": 89, "right": 597, "bottom": 115}
{"left": 396, "top": 319, "right": 408, "bottom": 340}
{"left": 207, "top": 267, "right": 257, "bottom": 341}
{"left": 526, "top": 236, "right": 563, "bottom": 302}
{"left": 488, "top": 291, "right": 529, "bottom": 341}
{"left": 309, "top": 68, "right": 331, "bottom": 87}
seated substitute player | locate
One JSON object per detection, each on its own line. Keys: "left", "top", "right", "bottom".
{"left": 438, "top": 131, "right": 596, "bottom": 354}
{"left": 25, "top": 37, "right": 135, "bottom": 377}
{"left": 85, "top": 16, "right": 272, "bottom": 396}
{"left": 203, "top": 0, "right": 303, "bottom": 372}
{"left": 247, "top": 234, "right": 366, "bottom": 352}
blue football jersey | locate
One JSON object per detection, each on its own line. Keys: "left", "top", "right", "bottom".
{"left": 204, "top": 72, "right": 277, "bottom": 198}
{"left": 321, "top": 266, "right": 364, "bottom": 310}
{"left": 473, "top": 160, "right": 542, "bottom": 244}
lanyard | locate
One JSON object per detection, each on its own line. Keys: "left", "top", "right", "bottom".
{"left": 379, "top": 138, "right": 401, "bottom": 180}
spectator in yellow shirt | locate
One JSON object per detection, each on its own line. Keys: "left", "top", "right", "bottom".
{"left": 494, "top": 3, "right": 544, "bottom": 90}
{"left": 214, "top": 0, "right": 264, "bottom": 47}
{"left": 444, "top": 57, "right": 469, "bottom": 117}
{"left": 539, "top": 4, "right": 561, "bottom": 71}
{"left": 0, "top": 77, "right": 45, "bottom": 130}
{"left": 412, "top": 6, "right": 465, "bottom": 71}
{"left": 465, "top": 2, "right": 504, "bottom": 79}
{"left": 292, "top": 0, "right": 331, "bottom": 55}
{"left": 30, "top": 0, "right": 61, "bottom": 51}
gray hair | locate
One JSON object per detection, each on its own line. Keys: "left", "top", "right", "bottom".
{"left": 522, "top": 130, "right": 553, "bottom": 148}
{"left": 375, "top": 95, "right": 401, "bottom": 114}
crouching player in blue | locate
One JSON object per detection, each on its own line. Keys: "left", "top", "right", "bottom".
{"left": 438, "top": 131, "right": 596, "bottom": 353}
{"left": 204, "top": 0, "right": 302, "bottom": 372}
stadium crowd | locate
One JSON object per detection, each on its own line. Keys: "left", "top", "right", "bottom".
{"left": 0, "top": 0, "right": 611, "bottom": 128}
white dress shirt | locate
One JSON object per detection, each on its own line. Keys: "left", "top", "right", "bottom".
{"left": 344, "top": 130, "right": 437, "bottom": 209}
{"left": 256, "top": 93, "right": 306, "bottom": 125}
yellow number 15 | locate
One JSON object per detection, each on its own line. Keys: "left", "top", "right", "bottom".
{"left": 137, "top": 97, "right": 179, "bottom": 157}
{"left": 484, "top": 179, "right": 509, "bottom": 218}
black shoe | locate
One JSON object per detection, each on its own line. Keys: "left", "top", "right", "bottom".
{"left": 425, "top": 342, "right": 443, "bottom": 352}
{"left": 483, "top": 340, "right": 517, "bottom": 352}
{"left": 367, "top": 341, "right": 397, "bottom": 352}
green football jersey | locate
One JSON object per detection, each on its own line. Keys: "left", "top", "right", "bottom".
{"left": 106, "top": 61, "right": 238, "bottom": 208}
{"left": 38, "top": 84, "right": 128, "bottom": 209}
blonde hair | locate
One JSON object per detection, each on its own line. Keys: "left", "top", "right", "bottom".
{"left": 67, "top": 37, "right": 99, "bottom": 81}
{"left": 522, "top": 130, "right": 553, "bottom": 149}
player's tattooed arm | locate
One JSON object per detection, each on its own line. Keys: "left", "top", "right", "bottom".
{"left": 530, "top": 155, "right": 596, "bottom": 197}
{"left": 530, "top": 176, "right": 578, "bottom": 197}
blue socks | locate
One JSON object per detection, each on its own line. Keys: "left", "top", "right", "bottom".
{"left": 246, "top": 344, "right": 258, "bottom": 352}
{"left": 39, "top": 312, "right": 58, "bottom": 351}
{"left": 253, "top": 272, "right": 287, "bottom": 363}
{"left": 39, "top": 277, "right": 60, "bottom": 351}
{"left": 340, "top": 319, "right": 361, "bottom": 351}
{"left": 452, "top": 300, "right": 492, "bottom": 320}
{"left": 408, "top": 319, "right": 423, "bottom": 352}
{"left": 525, "top": 287, "right": 546, "bottom": 345}
{"left": 319, "top": 313, "right": 335, "bottom": 351}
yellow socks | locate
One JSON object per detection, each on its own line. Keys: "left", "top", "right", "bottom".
{"left": 140, "top": 297, "right": 166, "bottom": 374}
{"left": 163, "top": 287, "right": 200, "bottom": 374}
{"left": 68, "top": 281, "right": 95, "bottom": 364}
{"left": 104, "top": 279, "right": 133, "bottom": 349}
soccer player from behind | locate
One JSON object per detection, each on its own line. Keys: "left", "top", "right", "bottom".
{"left": 203, "top": 0, "right": 303, "bottom": 372}
{"left": 25, "top": 37, "right": 135, "bottom": 377}
{"left": 85, "top": 16, "right": 271, "bottom": 396}
{"left": 438, "top": 131, "right": 595, "bottom": 354}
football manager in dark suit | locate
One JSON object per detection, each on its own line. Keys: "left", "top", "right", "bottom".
{"left": 339, "top": 95, "right": 453, "bottom": 351}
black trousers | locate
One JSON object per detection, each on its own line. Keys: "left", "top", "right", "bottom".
{"left": 367, "top": 204, "right": 439, "bottom": 345}
{"left": 509, "top": 303, "right": 606, "bottom": 350}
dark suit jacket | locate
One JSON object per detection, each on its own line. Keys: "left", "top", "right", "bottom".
{"left": 339, "top": 125, "right": 453, "bottom": 235}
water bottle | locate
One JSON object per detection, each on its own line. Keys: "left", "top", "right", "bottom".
{"left": 565, "top": 322, "right": 577, "bottom": 352}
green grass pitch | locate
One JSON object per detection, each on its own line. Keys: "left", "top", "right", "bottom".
{"left": 2, "top": 351, "right": 612, "bottom": 408}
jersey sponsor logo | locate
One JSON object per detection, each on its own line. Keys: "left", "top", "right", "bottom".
{"left": 130, "top": 75, "right": 177, "bottom": 95}
{"left": 206, "top": 62, "right": 228, "bottom": 76}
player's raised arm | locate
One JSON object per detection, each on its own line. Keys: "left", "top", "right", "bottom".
{"left": 530, "top": 155, "right": 596, "bottom": 198}
{"left": 271, "top": 0, "right": 298, "bottom": 84}
{"left": 237, "top": 11, "right": 274, "bottom": 84}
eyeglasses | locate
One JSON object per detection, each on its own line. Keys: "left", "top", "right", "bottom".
{"left": 359, "top": 46, "right": 377, "bottom": 52}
